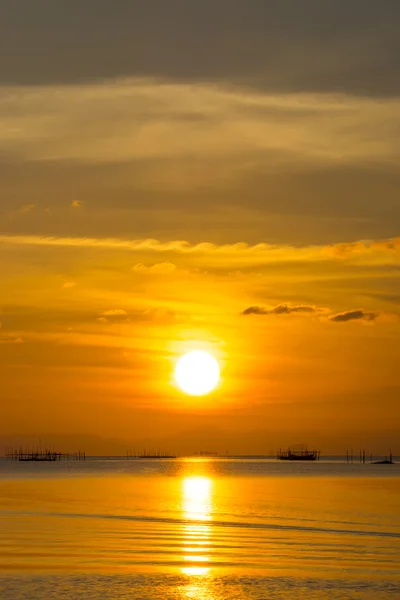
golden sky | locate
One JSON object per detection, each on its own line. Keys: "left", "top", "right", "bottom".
{"left": 1, "top": 2, "right": 399, "bottom": 454}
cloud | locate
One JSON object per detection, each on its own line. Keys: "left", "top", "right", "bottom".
{"left": 0, "top": 13, "right": 399, "bottom": 250}
{"left": 243, "top": 305, "right": 381, "bottom": 323}
{"left": 62, "top": 281, "right": 76, "bottom": 289}
{"left": 100, "top": 309, "right": 128, "bottom": 317}
{"left": 0, "top": 234, "right": 192, "bottom": 253}
{"left": 71, "top": 200, "right": 82, "bottom": 208}
{"left": 97, "top": 308, "right": 129, "bottom": 324}
{"left": 0, "top": 335, "right": 23, "bottom": 344}
{"left": 97, "top": 307, "right": 178, "bottom": 324}
{"left": 132, "top": 262, "right": 177, "bottom": 274}
{"left": 324, "top": 238, "right": 400, "bottom": 258}
{"left": 1, "top": 233, "right": 398, "bottom": 262}
{"left": 20, "top": 203, "right": 35, "bottom": 213}
{"left": 242, "top": 304, "right": 318, "bottom": 316}
{"left": 1, "top": 80, "right": 400, "bottom": 172}
{"left": 0, "top": 235, "right": 399, "bottom": 289}
{"left": 1, "top": 1, "right": 399, "bottom": 97}
{"left": 329, "top": 310, "right": 379, "bottom": 323}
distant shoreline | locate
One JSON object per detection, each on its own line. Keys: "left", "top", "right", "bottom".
{"left": 0, "top": 454, "right": 398, "bottom": 461}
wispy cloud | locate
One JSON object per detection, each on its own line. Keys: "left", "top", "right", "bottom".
{"left": 97, "top": 307, "right": 178, "bottom": 324}
{"left": 329, "top": 309, "right": 379, "bottom": 323}
{"left": 19, "top": 203, "right": 35, "bottom": 213}
{"left": 100, "top": 309, "right": 128, "bottom": 317}
{"left": 242, "top": 304, "right": 318, "bottom": 316}
{"left": 1, "top": 234, "right": 398, "bottom": 281}
{"left": 0, "top": 233, "right": 399, "bottom": 260}
{"left": 2, "top": 1, "right": 399, "bottom": 98}
{"left": 1, "top": 80, "right": 400, "bottom": 172}
{"left": 0, "top": 334, "right": 23, "bottom": 344}
{"left": 132, "top": 262, "right": 177, "bottom": 274}
{"left": 97, "top": 309, "right": 128, "bottom": 324}
{"left": 242, "top": 305, "right": 383, "bottom": 323}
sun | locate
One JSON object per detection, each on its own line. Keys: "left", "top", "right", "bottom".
{"left": 175, "top": 350, "right": 220, "bottom": 396}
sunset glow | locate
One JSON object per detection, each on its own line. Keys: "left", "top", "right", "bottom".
{"left": 0, "top": 1, "right": 398, "bottom": 457}
{"left": 1, "top": 4, "right": 400, "bottom": 599}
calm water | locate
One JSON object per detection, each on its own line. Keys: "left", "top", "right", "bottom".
{"left": 0, "top": 458, "right": 399, "bottom": 599}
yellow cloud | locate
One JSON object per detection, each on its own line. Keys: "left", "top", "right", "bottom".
{"left": 132, "top": 262, "right": 177, "bottom": 274}
{"left": 1, "top": 79, "right": 399, "bottom": 174}
{"left": 19, "top": 203, "right": 35, "bottom": 213}
{"left": 0, "top": 234, "right": 398, "bottom": 269}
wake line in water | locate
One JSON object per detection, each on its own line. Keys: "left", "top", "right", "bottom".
{"left": 7, "top": 509, "right": 400, "bottom": 540}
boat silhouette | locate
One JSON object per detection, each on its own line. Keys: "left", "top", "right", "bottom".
{"left": 277, "top": 447, "right": 320, "bottom": 461}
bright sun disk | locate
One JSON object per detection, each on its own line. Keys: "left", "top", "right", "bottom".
{"left": 175, "top": 350, "right": 220, "bottom": 396}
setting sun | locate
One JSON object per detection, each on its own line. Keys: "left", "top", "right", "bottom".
{"left": 175, "top": 351, "right": 220, "bottom": 396}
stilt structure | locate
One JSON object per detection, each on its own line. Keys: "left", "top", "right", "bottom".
{"left": 5, "top": 447, "right": 85, "bottom": 461}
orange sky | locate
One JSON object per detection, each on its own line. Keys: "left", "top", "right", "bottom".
{"left": 1, "top": 2, "right": 399, "bottom": 454}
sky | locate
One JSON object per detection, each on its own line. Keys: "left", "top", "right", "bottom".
{"left": 1, "top": 1, "right": 399, "bottom": 454}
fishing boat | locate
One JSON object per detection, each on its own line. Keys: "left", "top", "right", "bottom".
{"left": 277, "top": 447, "right": 320, "bottom": 461}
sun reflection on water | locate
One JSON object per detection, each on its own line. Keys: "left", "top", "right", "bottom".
{"left": 181, "top": 476, "right": 213, "bottom": 578}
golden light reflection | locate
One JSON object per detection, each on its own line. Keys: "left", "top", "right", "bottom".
{"left": 181, "top": 567, "right": 210, "bottom": 577}
{"left": 181, "top": 476, "right": 213, "bottom": 577}
{"left": 183, "top": 476, "right": 212, "bottom": 520}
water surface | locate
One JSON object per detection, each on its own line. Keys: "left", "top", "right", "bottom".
{"left": 0, "top": 458, "right": 399, "bottom": 599}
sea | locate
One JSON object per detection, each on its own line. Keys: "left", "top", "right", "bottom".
{"left": 0, "top": 457, "right": 399, "bottom": 599}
